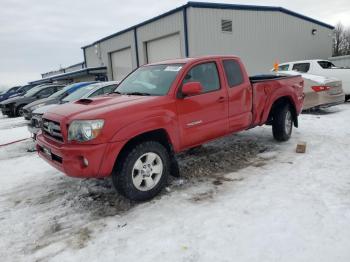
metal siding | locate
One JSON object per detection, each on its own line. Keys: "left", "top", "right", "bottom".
{"left": 137, "top": 11, "right": 185, "bottom": 65}
{"left": 84, "top": 31, "right": 136, "bottom": 80}
{"left": 187, "top": 7, "right": 333, "bottom": 74}
{"left": 110, "top": 48, "right": 133, "bottom": 81}
{"left": 329, "top": 55, "right": 350, "bottom": 67}
{"left": 84, "top": 46, "right": 101, "bottom": 68}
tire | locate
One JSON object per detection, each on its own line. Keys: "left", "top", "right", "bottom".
{"left": 112, "top": 141, "right": 170, "bottom": 201}
{"left": 272, "top": 104, "right": 293, "bottom": 142}
{"left": 345, "top": 95, "right": 350, "bottom": 102}
{"left": 16, "top": 105, "right": 25, "bottom": 117}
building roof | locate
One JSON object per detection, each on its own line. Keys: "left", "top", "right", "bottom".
{"left": 29, "top": 67, "right": 107, "bottom": 85}
{"left": 81, "top": 1, "right": 334, "bottom": 49}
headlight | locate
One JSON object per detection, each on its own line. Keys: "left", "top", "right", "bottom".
{"left": 68, "top": 120, "right": 104, "bottom": 142}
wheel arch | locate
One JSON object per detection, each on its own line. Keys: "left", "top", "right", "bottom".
{"left": 267, "top": 96, "right": 298, "bottom": 127}
{"left": 113, "top": 128, "right": 175, "bottom": 174}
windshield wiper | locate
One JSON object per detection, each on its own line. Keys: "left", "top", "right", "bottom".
{"left": 113, "top": 91, "right": 123, "bottom": 94}
{"left": 124, "top": 92, "right": 151, "bottom": 96}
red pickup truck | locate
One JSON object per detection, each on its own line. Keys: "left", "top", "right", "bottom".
{"left": 36, "top": 56, "right": 304, "bottom": 201}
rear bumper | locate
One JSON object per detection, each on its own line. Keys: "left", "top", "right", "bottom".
{"left": 303, "top": 92, "right": 345, "bottom": 110}
{"left": 36, "top": 134, "right": 124, "bottom": 178}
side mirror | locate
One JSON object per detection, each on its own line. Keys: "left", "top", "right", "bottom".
{"left": 181, "top": 82, "right": 202, "bottom": 97}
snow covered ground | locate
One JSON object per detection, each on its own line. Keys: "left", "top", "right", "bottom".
{"left": 1, "top": 104, "right": 350, "bottom": 262}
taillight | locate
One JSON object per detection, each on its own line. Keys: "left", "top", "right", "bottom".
{"left": 311, "top": 86, "right": 331, "bottom": 92}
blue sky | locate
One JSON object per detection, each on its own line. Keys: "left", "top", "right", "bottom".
{"left": 0, "top": 0, "right": 349, "bottom": 89}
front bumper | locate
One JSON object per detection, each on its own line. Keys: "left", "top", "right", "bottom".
{"left": 0, "top": 106, "right": 13, "bottom": 116}
{"left": 36, "top": 134, "right": 124, "bottom": 178}
{"left": 23, "top": 110, "right": 32, "bottom": 120}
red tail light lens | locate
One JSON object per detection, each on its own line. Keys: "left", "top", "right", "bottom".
{"left": 311, "top": 86, "right": 331, "bottom": 92}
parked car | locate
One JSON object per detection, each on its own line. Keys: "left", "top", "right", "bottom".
{"left": 275, "top": 59, "right": 350, "bottom": 100}
{"left": 36, "top": 56, "right": 304, "bottom": 201}
{"left": 6, "top": 84, "right": 38, "bottom": 99}
{"left": 28, "top": 81, "right": 119, "bottom": 138}
{"left": 0, "top": 86, "right": 21, "bottom": 102}
{"left": 23, "top": 82, "right": 96, "bottom": 120}
{"left": 0, "top": 84, "right": 64, "bottom": 117}
{"left": 276, "top": 71, "right": 345, "bottom": 110}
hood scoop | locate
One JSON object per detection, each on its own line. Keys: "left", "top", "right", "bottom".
{"left": 75, "top": 98, "right": 94, "bottom": 105}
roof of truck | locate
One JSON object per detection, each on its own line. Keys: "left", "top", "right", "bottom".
{"left": 147, "top": 55, "right": 240, "bottom": 66}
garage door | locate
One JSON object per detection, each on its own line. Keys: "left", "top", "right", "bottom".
{"left": 110, "top": 48, "right": 132, "bottom": 81}
{"left": 146, "top": 34, "right": 181, "bottom": 63}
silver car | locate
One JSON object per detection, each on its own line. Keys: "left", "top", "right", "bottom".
{"left": 28, "top": 81, "right": 119, "bottom": 138}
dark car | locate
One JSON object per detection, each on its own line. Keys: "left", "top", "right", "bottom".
{"left": 6, "top": 84, "right": 38, "bottom": 100}
{"left": 0, "top": 84, "right": 64, "bottom": 117}
{"left": 23, "top": 82, "right": 96, "bottom": 120}
{"left": 0, "top": 86, "right": 21, "bottom": 102}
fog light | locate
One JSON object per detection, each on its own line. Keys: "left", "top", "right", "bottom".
{"left": 83, "top": 157, "right": 89, "bottom": 167}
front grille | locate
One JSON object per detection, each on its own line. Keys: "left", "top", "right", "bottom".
{"left": 42, "top": 119, "right": 64, "bottom": 142}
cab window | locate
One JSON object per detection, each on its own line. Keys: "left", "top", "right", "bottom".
{"left": 292, "top": 63, "right": 310, "bottom": 73}
{"left": 183, "top": 62, "right": 220, "bottom": 93}
{"left": 278, "top": 64, "right": 290, "bottom": 71}
{"left": 223, "top": 60, "right": 244, "bottom": 87}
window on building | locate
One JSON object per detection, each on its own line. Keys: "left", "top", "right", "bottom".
{"left": 292, "top": 63, "right": 310, "bottom": 73}
{"left": 183, "top": 62, "right": 220, "bottom": 93}
{"left": 221, "top": 19, "right": 232, "bottom": 33}
{"left": 223, "top": 60, "right": 244, "bottom": 87}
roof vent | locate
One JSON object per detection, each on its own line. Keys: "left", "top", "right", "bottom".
{"left": 221, "top": 19, "right": 232, "bottom": 33}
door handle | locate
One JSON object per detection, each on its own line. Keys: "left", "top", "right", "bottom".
{"left": 217, "top": 96, "right": 226, "bottom": 103}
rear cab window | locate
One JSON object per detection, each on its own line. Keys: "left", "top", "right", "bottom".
{"left": 292, "top": 63, "right": 310, "bottom": 73}
{"left": 222, "top": 59, "right": 244, "bottom": 87}
{"left": 318, "top": 61, "right": 336, "bottom": 69}
{"left": 182, "top": 62, "right": 220, "bottom": 93}
{"left": 278, "top": 64, "right": 290, "bottom": 71}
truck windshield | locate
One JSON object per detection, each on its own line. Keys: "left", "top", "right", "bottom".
{"left": 116, "top": 64, "right": 184, "bottom": 96}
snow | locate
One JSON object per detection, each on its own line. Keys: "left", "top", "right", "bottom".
{"left": 1, "top": 104, "right": 350, "bottom": 262}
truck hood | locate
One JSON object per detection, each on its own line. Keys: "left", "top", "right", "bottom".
{"left": 44, "top": 94, "right": 158, "bottom": 120}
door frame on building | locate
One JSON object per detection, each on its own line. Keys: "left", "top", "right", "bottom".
{"left": 144, "top": 32, "right": 182, "bottom": 64}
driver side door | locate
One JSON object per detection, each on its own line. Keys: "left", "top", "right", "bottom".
{"left": 176, "top": 61, "right": 229, "bottom": 149}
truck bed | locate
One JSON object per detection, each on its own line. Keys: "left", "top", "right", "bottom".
{"left": 249, "top": 74, "right": 304, "bottom": 127}
{"left": 249, "top": 74, "right": 300, "bottom": 83}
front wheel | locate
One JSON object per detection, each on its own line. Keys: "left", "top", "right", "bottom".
{"left": 272, "top": 104, "right": 293, "bottom": 142}
{"left": 16, "top": 105, "right": 24, "bottom": 117}
{"left": 112, "top": 141, "right": 170, "bottom": 201}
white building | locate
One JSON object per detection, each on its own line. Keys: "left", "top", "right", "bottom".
{"left": 82, "top": 2, "right": 334, "bottom": 81}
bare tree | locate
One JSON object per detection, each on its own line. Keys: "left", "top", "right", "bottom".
{"left": 333, "top": 23, "right": 345, "bottom": 56}
{"left": 333, "top": 22, "right": 350, "bottom": 56}
{"left": 344, "top": 29, "right": 350, "bottom": 55}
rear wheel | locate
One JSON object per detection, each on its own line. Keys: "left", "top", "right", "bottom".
{"left": 112, "top": 141, "right": 170, "bottom": 201}
{"left": 272, "top": 104, "right": 293, "bottom": 141}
